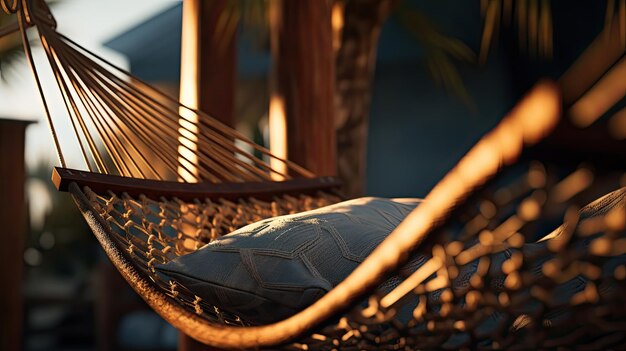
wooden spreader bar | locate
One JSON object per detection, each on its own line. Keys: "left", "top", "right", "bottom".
{"left": 53, "top": 167, "right": 342, "bottom": 202}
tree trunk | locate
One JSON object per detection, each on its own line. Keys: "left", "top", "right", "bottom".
{"left": 335, "top": 0, "right": 395, "bottom": 197}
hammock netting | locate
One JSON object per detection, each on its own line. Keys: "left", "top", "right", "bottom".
{"left": 3, "top": 0, "right": 626, "bottom": 349}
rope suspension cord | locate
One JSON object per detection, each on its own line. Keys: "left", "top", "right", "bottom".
{"left": 3, "top": 0, "right": 314, "bottom": 183}
{"left": 11, "top": 0, "right": 67, "bottom": 167}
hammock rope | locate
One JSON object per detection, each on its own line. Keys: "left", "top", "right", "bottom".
{"left": 2, "top": 0, "right": 625, "bottom": 349}
{"left": 15, "top": 0, "right": 66, "bottom": 167}
{"left": 10, "top": 0, "right": 313, "bottom": 182}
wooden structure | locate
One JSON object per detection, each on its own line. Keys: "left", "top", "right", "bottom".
{"left": 0, "top": 118, "right": 33, "bottom": 351}
{"left": 270, "top": 0, "right": 336, "bottom": 177}
{"left": 334, "top": 0, "right": 395, "bottom": 197}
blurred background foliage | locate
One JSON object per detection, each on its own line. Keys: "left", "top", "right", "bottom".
{"left": 0, "top": 9, "right": 22, "bottom": 80}
{"left": 26, "top": 161, "right": 95, "bottom": 276}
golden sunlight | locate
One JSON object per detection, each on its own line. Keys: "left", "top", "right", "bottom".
{"left": 269, "top": 94, "right": 287, "bottom": 180}
{"left": 178, "top": 0, "right": 200, "bottom": 182}
{"left": 331, "top": 2, "right": 344, "bottom": 52}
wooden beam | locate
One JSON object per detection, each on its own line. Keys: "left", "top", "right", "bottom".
{"left": 178, "top": 0, "right": 236, "bottom": 183}
{"left": 197, "top": 1, "right": 236, "bottom": 126}
{"left": 179, "top": 0, "right": 235, "bottom": 126}
{"left": 270, "top": 0, "right": 337, "bottom": 177}
{"left": 0, "top": 118, "right": 33, "bottom": 351}
{"left": 52, "top": 167, "right": 341, "bottom": 202}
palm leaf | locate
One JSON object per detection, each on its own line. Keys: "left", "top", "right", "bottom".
{"left": 0, "top": 0, "right": 61, "bottom": 82}
{"left": 395, "top": 4, "right": 477, "bottom": 109}
{"left": 480, "top": 0, "right": 554, "bottom": 62}
{"left": 0, "top": 11, "right": 22, "bottom": 81}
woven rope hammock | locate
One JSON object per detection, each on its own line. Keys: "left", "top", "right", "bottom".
{"left": 3, "top": 0, "right": 626, "bottom": 349}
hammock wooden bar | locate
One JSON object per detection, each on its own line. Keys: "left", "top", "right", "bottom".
{"left": 52, "top": 167, "right": 341, "bottom": 202}
{"left": 2, "top": 0, "right": 626, "bottom": 349}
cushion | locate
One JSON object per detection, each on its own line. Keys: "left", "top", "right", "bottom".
{"left": 157, "top": 197, "right": 422, "bottom": 324}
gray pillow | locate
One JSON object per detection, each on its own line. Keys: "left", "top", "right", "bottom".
{"left": 157, "top": 197, "right": 422, "bottom": 324}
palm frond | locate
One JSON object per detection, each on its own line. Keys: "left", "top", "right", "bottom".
{"left": 0, "top": 44, "right": 23, "bottom": 81}
{"left": 395, "top": 5, "right": 477, "bottom": 109}
{"left": 0, "top": 11, "right": 21, "bottom": 82}
{"left": 480, "top": 0, "right": 553, "bottom": 63}
{"left": 481, "top": 0, "right": 626, "bottom": 62}
{"left": 605, "top": 0, "right": 626, "bottom": 47}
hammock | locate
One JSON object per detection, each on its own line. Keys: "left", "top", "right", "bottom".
{"left": 3, "top": 0, "right": 626, "bottom": 349}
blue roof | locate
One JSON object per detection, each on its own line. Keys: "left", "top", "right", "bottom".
{"left": 104, "top": 3, "right": 182, "bottom": 82}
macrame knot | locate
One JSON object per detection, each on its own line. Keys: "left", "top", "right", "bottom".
{"left": 147, "top": 247, "right": 157, "bottom": 259}
{"left": 169, "top": 281, "right": 179, "bottom": 298}
{"left": 193, "top": 296, "right": 203, "bottom": 315}
{"left": 147, "top": 234, "right": 156, "bottom": 245}
{"left": 147, "top": 258, "right": 156, "bottom": 272}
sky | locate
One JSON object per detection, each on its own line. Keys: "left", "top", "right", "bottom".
{"left": 0, "top": 0, "right": 178, "bottom": 171}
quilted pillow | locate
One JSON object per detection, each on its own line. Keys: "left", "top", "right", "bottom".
{"left": 157, "top": 197, "right": 422, "bottom": 324}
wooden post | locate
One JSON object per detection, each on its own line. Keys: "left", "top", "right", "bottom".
{"left": 0, "top": 118, "right": 33, "bottom": 351}
{"left": 197, "top": 1, "right": 236, "bottom": 125}
{"left": 179, "top": 0, "right": 235, "bottom": 125}
{"left": 269, "top": 0, "right": 337, "bottom": 177}
{"left": 178, "top": 0, "right": 235, "bottom": 349}
{"left": 178, "top": 0, "right": 236, "bottom": 183}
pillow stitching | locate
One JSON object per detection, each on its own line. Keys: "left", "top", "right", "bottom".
{"left": 299, "top": 252, "right": 333, "bottom": 291}
{"left": 322, "top": 220, "right": 367, "bottom": 263}
{"left": 156, "top": 268, "right": 310, "bottom": 317}
{"left": 240, "top": 247, "right": 325, "bottom": 292}
{"left": 208, "top": 219, "right": 321, "bottom": 255}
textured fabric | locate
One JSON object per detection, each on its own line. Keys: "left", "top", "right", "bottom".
{"left": 157, "top": 197, "right": 422, "bottom": 324}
